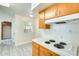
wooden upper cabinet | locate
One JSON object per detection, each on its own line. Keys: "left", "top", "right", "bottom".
{"left": 39, "top": 11, "right": 45, "bottom": 20}
{"left": 45, "top": 4, "right": 58, "bottom": 20}
{"left": 39, "top": 3, "right": 79, "bottom": 29}
{"left": 39, "top": 12, "right": 45, "bottom": 29}
{"left": 58, "top": 3, "right": 79, "bottom": 16}
{"left": 39, "top": 11, "right": 50, "bottom": 29}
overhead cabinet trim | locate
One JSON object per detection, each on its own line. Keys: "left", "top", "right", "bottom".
{"left": 45, "top": 13, "right": 79, "bottom": 24}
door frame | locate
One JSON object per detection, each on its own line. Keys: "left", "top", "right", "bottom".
{"left": 1, "top": 21, "right": 12, "bottom": 40}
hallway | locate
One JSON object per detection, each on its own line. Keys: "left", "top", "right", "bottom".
{"left": 0, "top": 39, "right": 32, "bottom": 56}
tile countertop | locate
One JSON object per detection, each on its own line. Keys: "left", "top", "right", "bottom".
{"left": 32, "top": 38, "right": 77, "bottom": 56}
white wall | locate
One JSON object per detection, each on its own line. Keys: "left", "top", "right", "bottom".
{"left": 15, "top": 15, "right": 34, "bottom": 46}
{"left": 36, "top": 19, "right": 79, "bottom": 46}
{"left": 0, "top": 6, "right": 35, "bottom": 45}
{"left": 0, "top": 21, "right": 1, "bottom": 44}
{"left": 0, "top": 6, "right": 15, "bottom": 43}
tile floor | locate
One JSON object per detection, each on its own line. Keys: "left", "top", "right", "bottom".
{"left": 0, "top": 39, "right": 32, "bottom": 56}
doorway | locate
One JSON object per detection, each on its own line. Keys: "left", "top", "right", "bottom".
{"left": 1, "top": 21, "right": 12, "bottom": 40}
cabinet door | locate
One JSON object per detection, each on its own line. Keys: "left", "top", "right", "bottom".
{"left": 72, "top": 3, "right": 79, "bottom": 12}
{"left": 39, "top": 46, "right": 51, "bottom": 56}
{"left": 58, "top": 3, "right": 79, "bottom": 16}
{"left": 32, "top": 42, "right": 39, "bottom": 56}
{"left": 39, "top": 12, "right": 50, "bottom": 29}
{"left": 45, "top": 4, "right": 58, "bottom": 20}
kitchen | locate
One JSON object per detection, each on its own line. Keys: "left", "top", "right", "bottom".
{"left": 32, "top": 3, "right": 79, "bottom": 56}
{"left": 0, "top": 3, "right": 79, "bottom": 56}
{"left": 0, "top": 0, "right": 79, "bottom": 59}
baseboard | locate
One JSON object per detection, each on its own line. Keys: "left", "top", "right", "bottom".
{"left": 15, "top": 41, "right": 32, "bottom": 46}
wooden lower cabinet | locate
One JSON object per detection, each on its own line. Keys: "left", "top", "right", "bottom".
{"left": 32, "top": 42, "right": 39, "bottom": 56}
{"left": 32, "top": 41, "right": 60, "bottom": 56}
{"left": 39, "top": 45, "right": 52, "bottom": 56}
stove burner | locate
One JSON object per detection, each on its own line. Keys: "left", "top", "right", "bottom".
{"left": 45, "top": 41, "right": 50, "bottom": 44}
{"left": 54, "top": 44, "right": 64, "bottom": 49}
{"left": 60, "top": 42, "right": 67, "bottom": 45}
{"left": 49, "top": 40, "right": 55, "bottom": 42}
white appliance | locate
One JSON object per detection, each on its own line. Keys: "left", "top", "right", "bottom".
{"left": 45, "top": 13, "right": 79, "bottom": 24}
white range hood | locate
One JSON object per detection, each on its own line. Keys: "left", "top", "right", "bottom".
{"left": 45, "top": 13, "right": 79, "bottom": 24}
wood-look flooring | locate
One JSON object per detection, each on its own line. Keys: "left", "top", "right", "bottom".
{"left": 0, "top": 39, "right": 32, "bottom": 56}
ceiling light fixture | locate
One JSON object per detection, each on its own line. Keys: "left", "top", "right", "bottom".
{"left": 29, "top": 11, "right": 33, "bottom": 18}
{"left": 29, "top": 14, "right": 33, "bottom": 17}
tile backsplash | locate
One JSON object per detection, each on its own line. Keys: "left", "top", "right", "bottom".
{"left": 37, "top": 19, "right": 79, "bottom": 46}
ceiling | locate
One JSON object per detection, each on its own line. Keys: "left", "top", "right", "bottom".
{"left": 10, "top": 3, "right": 31, "bottom": 17}
{"left": 32, "top": 3, "right": 54, "bottom": 12}
{"left": 0, "top": 3, "right": 31, "bottom": 17}
{"left": 0, "top": 3, "right": 54, "bottom": 18}
{"left": 32, "top": 3, "right": 54, "bottom": 18}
